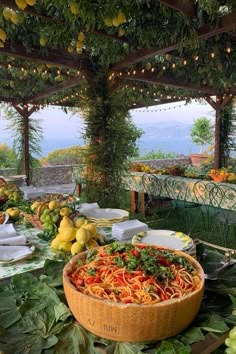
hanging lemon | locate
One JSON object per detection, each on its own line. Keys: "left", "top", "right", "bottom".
{"left": 3, "top": 8, "right": 12, "bottom": 20}
{"left": 67, "top": 45, "right": 74, "bottom": 53}
{"left": 104, "top": 17, "right": 113, "bottom": 27}
{"left": 112, "top": 16, "right": 120, "bottom": 27}
{"left": 26, "top": 0, "right": 36, "bottom": 5}
{"left": 117, "top": 11, "right": 126, "bottom": 24}
{"left": 10, "top": 12, "right": 19, "bottom": 25}
{"left": 78, "top": 31, "right": 85, "bottom": 41}
{"left": 118, "top": 28, "right": 125, "bottom": 37}
{"left": 39, "top": 36, "right": 47, "bottom": 47}
{"left": 0, "top": 29, "right": 7, "bottom": 43}
{"left": 15, "top": 0, "right": 27, "bottom": 10}
{"left": 70, "top": 2, "right": 79, "bottom": 15}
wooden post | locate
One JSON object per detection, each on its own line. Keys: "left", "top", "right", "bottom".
{"left": 214, "top": 97, "right": 221, "bottom": 169}
{"left": 205, "top": 94, "right": 234, "bottom": 169}
{"left": 13, "top": 103, "right": 36, "bottom": 186}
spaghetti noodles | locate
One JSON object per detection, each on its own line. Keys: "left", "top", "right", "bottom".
{"left": 69, "top": 243, "right": 201, "bottom": 305}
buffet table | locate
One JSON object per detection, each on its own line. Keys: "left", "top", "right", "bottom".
{"left": 126, "top": 173, "right": 236, "bottom": 214}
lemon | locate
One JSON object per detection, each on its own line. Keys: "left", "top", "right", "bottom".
{"left": 71, "top": 241, "right": 84, "bottom": 255}
{"left": 60, "top": 216, "right": 73, "bottom": 228}
{"left": 39, "top": 36, "right": 47, "bottom": 47}
{"left": 10, "top": 12, "right": 19, "bottom": 24}
{"left": 30, "top": 200, "right": 40, "bottom": 211}
{"left": 3, "top": 8, "right": 12, "bottom": 20}
{"left": 15, "top": 0, "right": 27, "bottom": 10}
{"left": 112, "top": 16, "right": 120, "bottom": 27}
{"left": 76, "top": 40, "right": 83, "bottom": 50}
{"left": 26, "top": 0, "right": 36, "bottom": 5}
{"left": 78, "top": 31, "right": 85, "bottom": 41}
{"left": 82, "top": 223, "right": 96, "bottom": 237}
{"left": 76, "top": 228, "right": 90, "bottom": 245}
{"left": 117, "top": 11, "right": 126, "bottom": 24}
{"left": 0, "top": 29, "right": 6, "bottom": 43}
{"left": 48, "top": 200, "right": 60, "bottom": 210}
{"left": 104, "top": 17, "right": 113, "bottom": 27}
{"left": 60, "top": 207, "right": 71, "bottom": 217}
{"left": 86, "top": 239, "right": 99, "bottom": 249}
{"left": 70, "top": 2, "right": 79, "bottom": 15}
{"left": 118, "top": 28, "right": 125, "bottom": 37}
{"left": 59, "top": 226, "right": 77, "bottom": 242}
{"left": 74, "top": 217, "right": 86, "bottom": 228}
{"left": 51, "top": 236, "right": 61, "bottom": 250}
{"left": 58, "top": 241, "right": 72, "bottom": 252}
{"left": 67, "top": 45, "right": 74, "bottom": 53}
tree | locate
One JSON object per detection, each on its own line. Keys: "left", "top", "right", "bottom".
{"left": 0, "top": 143, "right": 17, "bottom": 168}
{"left": 190, "top": 117, "right": 214, "bottom": 153}
{"left": 2, "top": 105, "right": 43, "bottom": 176}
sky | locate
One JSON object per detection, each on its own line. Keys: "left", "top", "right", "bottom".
{"left": 0, "top": 100, "right": 215, "bottom": 155}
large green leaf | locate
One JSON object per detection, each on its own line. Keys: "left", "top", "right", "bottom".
{"left": 155, "top": 338, "right": 191, "bottom": 354}
{"left": 0, "top": 296, "right": 21, "bottom": 328}
{"left": 179, "top": 326, "right": 204, "bottom": 344}
{"left": 54, "top": 322, "right": 98, "bottom": 354}
{"left": 200, "top": 314, "right": 229, "bottom": 333}
{"left": 106, "top": 342, "right": 146, "bottom": 354}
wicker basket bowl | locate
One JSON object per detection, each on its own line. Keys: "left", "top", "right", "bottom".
{"left": 63, "top": 246, "right": 205, "bottom": 342}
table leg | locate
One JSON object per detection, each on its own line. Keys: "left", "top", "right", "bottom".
{"left": 140, "top": 192, "right": 146, "bottom": 215}
{"left": 75, "top": 183, "right": 82, "bottom": 197}
{"left": 130, "top": 191, "right": 139, "bottom": 213}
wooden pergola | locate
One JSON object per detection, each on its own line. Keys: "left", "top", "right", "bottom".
{"left": 0, "top": 1, "right": 235, "bottom": 184}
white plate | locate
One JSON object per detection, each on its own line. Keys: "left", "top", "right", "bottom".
{"left": 84, "top": 208, "right": 129, "bottom": 220}
{"left": 132, "top": 230, "right": 193, "bottom": 252}
{"left": 0, "top": 245, "right": 35, "bottom": 264}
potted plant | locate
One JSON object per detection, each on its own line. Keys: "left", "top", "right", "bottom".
{"left": 190, "top": 117, "right": 214, "bottom": 167}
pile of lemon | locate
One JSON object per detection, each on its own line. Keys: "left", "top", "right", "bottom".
{"left": 50, "top": 216, "right": 104, "bottom": 255}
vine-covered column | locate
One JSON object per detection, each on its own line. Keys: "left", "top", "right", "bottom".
{"left": 79, "top": 69, "right": 142, "bottom": 207}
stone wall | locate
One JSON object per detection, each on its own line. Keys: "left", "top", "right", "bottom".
{"left": 134, "top": 157, "right": 191, "bottom": 169}
{"left": 0, "top": 158, "right": 191, "bottom": 186}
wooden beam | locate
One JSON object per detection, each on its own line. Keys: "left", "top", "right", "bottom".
{"left": 221, "top": 94, "right": 234, "bottom": 108}
{"left": 0, "top": 42, "right": 88, "bottom": 70}
{"left": 0, "top": 95, "right": 19, "bottom": 104}
{"left": 119, "top": 71, "right": 216, "bottom": 94}
{"left": 0, "top": 0, "right": 127, "bottom": 44}
{"left": 112, "top": 11, "right": 236, "bottom": 70}
{"left": 26, "top": 76, "right": 85, "bottom": 103}
{"left": 160, "top": 0, "right": 197, "bottom": 18}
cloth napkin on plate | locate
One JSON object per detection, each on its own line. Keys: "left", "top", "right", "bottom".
{"left": 0, "top": 235, "right": 27, "bottom": 245}
{"left": 0, "top": 224, "right": 17, "bottom": 238}
{"left": 0, "top": 224, "right": 26, "bottom": 245}
{"left": 0, "top": 245, "right": 33, "bottom": 261}
{"left": 112, "top": 219, "right": 148, "bottom": 241}
{"left": 78, "top": 202, "right": 100, "bottom": 215}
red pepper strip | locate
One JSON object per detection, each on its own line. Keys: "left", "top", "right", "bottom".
{"left": 75, "top": 276, "right": 84, "bottom": 286}
{"left": 157, "top": 256, "right": 171, "bottom": 267}
{"left": 122, "top": 299, "right": 132, "bottom": 303}
{"left": 130, "top": 249, "right": 140, "bottom": 257}
{"left": 85, "top": 276, "right": 101, "bottom": 285}
{"left": 160, "top": 293, "right": 169, "bottom": 301}
{"left": 114, "top": 275, "right": 126, "bottom": 287}
{"left": 136, "top": 244, "right": 146, "bottom": 249}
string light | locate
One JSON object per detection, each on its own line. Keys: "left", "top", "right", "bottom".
{"left": 210, "top": 52, "right": 215, "bottom": 58}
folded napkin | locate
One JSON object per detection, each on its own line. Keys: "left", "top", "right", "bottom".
{"left": 112, "top": 219, "right": 148, "bottom": 241}
{"left": 0, "top": 235, "right": 27, "bottom": 246}
{"left": 78, "top": 202, "right": 100, "bottom": 215}
{"left": 0, "top": 245, "right": 33, "bottom": 261}
{"left": 0, "top": 224, "right": 17, "bottom": 239}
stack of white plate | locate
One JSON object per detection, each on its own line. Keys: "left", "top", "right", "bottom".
{"left": 83, "top": 208, "right": 129, "bottom": 227}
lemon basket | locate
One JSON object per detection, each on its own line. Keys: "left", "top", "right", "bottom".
{"left": 63, "top": 245, "right": 205, "bottom": 342}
